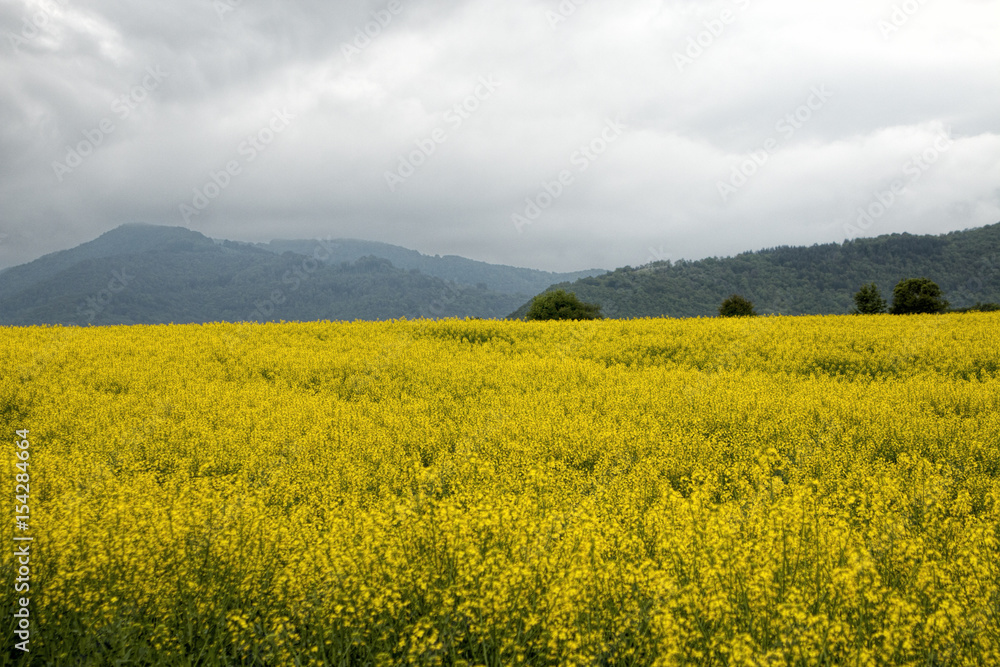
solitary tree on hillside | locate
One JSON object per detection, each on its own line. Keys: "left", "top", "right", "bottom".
{"left": 526, "top": 289, "right": 602, "bottom": 321}
{"left": 852, "top": 283, "right": 887, "bottom": 314}
{"left": 890, "top": 278, "right": 949, "bottom": 314}
{"left": 719, "top": 294, "right": 757, "bottom": 317}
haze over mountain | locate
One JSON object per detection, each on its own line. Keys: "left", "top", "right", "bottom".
{"left": 254, "top": 239, "right": 602, "bottom": 296}
{"left": 0, "top": 224, "right": 604, "bottom": 325}
{"left": 508, "top": 222, "right": 1000, "bottom": 319}
{"left": 1, "top": 222, "right": 997, "bottom": 326}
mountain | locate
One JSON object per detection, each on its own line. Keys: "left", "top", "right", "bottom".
{"left": 507, "top": 223, "right": 1000, "bottom": 318}
{"left": 0, "top": 224, "right": 603, "bottom": 325}
{"left": 0, "top": 224, "right": 219, "bottom": 302}
{"left": 256, "top": 238, "right": 604, "bottom": 296}
{"left": 6, "top": 222, "right": 997, "bottom": 326}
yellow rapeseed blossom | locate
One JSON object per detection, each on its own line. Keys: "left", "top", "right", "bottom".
{"left": 0, "top": 314, "right": 997, "bottom": 664}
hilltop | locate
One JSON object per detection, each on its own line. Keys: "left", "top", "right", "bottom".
{"left": 0, "top": 224, "right": 604, "bottom": 325}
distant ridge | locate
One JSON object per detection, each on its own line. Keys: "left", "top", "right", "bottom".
{"left": 508, "top": 223, "right": 1000, "bottom": 318}
{"left": 3, "top": 222, "right": 996, "bottom": 326}
{"left": 0, "top": 224, "right": 605, "bottom": 325}
{"left": 254, "top": 238, "right": 605, "bottom": 296}
{"left": 0, "top": 224, "right": 213, "bottom": 302}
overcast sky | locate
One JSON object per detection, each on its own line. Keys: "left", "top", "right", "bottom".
{"left": 2, "top": 0, "right": 998, "bottom": 272}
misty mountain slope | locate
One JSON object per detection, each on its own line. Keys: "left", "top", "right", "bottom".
{"left": 0, "top": 224, "right": 214, "bottom": 302}
{"left": 0, "top": 226, "right": 528, "bottom": 325}
{"left": 6, "top": 222, "right": 997, "bottom": 326}
{"left": 256, "top": 238, "right": 606, "bottom": 295}
{"left": 508, "top": 223, "right": 1000, "bottom": 319}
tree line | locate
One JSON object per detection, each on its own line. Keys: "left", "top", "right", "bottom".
{"left": 526, "top": 279, "right": 1000, "bottom": 320}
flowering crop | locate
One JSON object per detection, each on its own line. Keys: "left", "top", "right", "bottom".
{"left": 1, "top": 314, "right": 998, "bottom": 665}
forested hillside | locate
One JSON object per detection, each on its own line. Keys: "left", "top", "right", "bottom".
{"left": 0, "top": 226, "right": 529, "bottom": 324}
{"left": 509, "top": 224, "right": 1000, "bottom": 318}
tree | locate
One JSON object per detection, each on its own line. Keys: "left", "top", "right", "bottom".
{"left": 526, "top": 289, "right": 602, "bottom": 321}
{"left": 852, "top": 282, "right": 887, "bottom": 314}
{"left": 947, "top": 302, "right": 1000, "bottom": 313}
{"left": 890, "top": 278, "right": 949, "bottom": 314}
{"left": 719, "top": 294, "right": 757, "bottom": 317}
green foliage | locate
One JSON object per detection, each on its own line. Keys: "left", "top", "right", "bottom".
{"left": 258, "top": 238, "right": 604, "bottom": 296}
{"left": 0, "top": 244, "right": 527, "bottom": 325}
{"left": 507, "top": 223, "right": 1000, "bottom": 318}
{"left": 718, "top": 294, "right": 757, "bottom": 317}
{"left": 0, "top": 225, "right": 609, "bottom": 326}
{"left": 852, "top": 282, "right": 887, "bottom": 314}
{"left": 526, "top": 289, "right": 602, "bottom": 321}
{"left": 890, "top": 278, "right": 949, "bottom": 314}
{"left": 951, "top": 302, "right": 1000, "bottom": 313}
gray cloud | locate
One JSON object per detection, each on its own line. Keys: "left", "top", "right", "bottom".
{"left": 2, "top": 0, "right": 998, "bottom": 272}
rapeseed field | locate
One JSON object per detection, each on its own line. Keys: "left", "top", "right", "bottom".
{"left": 1, "top": 314, "right": 998, "bottom": 665}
